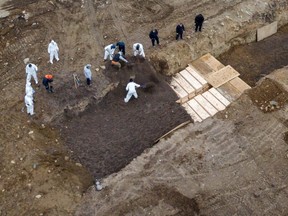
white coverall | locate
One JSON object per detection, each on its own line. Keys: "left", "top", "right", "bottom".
{"left": 83, "top": 64, "right": 92, "bottom": 80}
{"left": 124, "top": 81, "right": 140, "bottom": 103}
{"left": 104, "top": 44, "right": 116, "bottom": 61}
{"left": 24, "top": 93, "right": 34, "bottom": 115}
{"left": 26, "top": 63, "right": 38, "bottom": 84}
{"left": 25, "top": 82, "right": 35, "bottom": 96}
{"left": 133, "top": 43, "right": 145, "bottom": 58}
{"left": 48, "top": 40, "right": 59, "bottom": 64}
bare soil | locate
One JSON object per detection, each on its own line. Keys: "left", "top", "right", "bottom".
{"left": 54, "top": 59, "right": 190, "bottom": 178}
{"left": 1, "top": 0, "right": 288, "bottom": 215}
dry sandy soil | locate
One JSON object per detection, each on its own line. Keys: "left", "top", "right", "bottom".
{"left": 0, "top": 0, "right": 288, "bottom": 215}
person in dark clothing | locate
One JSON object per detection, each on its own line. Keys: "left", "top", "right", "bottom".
{"left": 195, "top": 14, "right": 204, "bottom": 32}
{"left": 176, "top": 23, "right": 185, "bottom": 40}
{"left": 116, "top": 41, "right": 126, "bottom": 56}
{"left": 42, "top": 74, "right": 54, "bottom": 93}
{"left": 149, "top": 29, "right": 160, "bottom": 47}
{"left": 111, "top": 52, "right": 128, "bottom": 69}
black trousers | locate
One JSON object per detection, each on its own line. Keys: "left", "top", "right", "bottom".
{"left": 86, "top": 78, "right": 91, "bottom": 85}
{"left": 119, "top": 45, "right": 125, "bottom": 55}
{"left": 176, "top": 32, "right": 183, "bottom": 40}
{"left": 151, "top": 37, "right": 159, "bottom": 46}
{"left": 195, "top": 23, "right": 203, "bottom": 32}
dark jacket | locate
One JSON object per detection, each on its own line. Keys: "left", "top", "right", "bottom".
{"left": 195, "top": 14, "right": 204, "bottom": 24}
{"left": 116, "top": 41, "right": 125, "bottom": 48}
{"left": 42, "top": 77, "right": 53, "bottom": 86}
{"left": 113, "top": 53, "right": 121, "bottom": 62}
{"left": 149, "top": 30, "right": 158, "bottom": 39}
{"left": 176, "top": 24, "right": 185, "bottom": 34}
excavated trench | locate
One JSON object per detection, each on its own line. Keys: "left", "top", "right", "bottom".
{"left": 218, "top": 24, "right": 288, "bottom": 87}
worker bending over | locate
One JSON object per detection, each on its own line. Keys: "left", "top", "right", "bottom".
{"left": 42, "top": 74, "right": 54, "bottom": 93}
{"left": 133, "top": 43, "right": 145, "bottom": 58}
{"left": 111, "top": 52, "right": 128, "bottom": 69}
{"left": 104, "top": 44, "right": 116, "bottom": 61}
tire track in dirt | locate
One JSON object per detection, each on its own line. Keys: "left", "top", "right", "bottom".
{"left": 110, "top": 0, "right": 128, "bottom": 41}
{"left": 83, "top": 0, "right": 105, "bottom": 57}
{"left": 0, "top": 32, "right": 39, "bottom": 90}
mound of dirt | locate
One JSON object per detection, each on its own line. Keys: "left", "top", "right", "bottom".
{"left": 247, "top": 78, "right": 288, "bottom": 113}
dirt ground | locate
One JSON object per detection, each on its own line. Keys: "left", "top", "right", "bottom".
{"left": 219, "top": 24, "right": 288, "bottom": 87}
{"left": 54, "top": 59, "right": 190, "bottom": 178}
{"left": 1, "top": 0, "right": 288, "bottom": 215}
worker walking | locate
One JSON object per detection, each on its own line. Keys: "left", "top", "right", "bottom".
{"left": 195, "top": 14, "right": 204, "bottom": 32}
{"left": 26, "top": 63, "right": 38, "bottom": 85}
{"left": 176, "top": 23, "right": 185, "bottom": 40}
{"left": 104, "top": 44, "right": 116, "bottom": 61}
{"left": 42, "top": 74, "right": 54, "bottom": 93}
{"left": 111, "top": 52, "right": 128, "bottom": 69}
{"left": 83, "top": 64, "right": 92, "bottom": 86}
{"left": 116, "top": 41, "right": 126, "bottom": 56}
{"left": 149, "top": 29, "right": 160, "bottom": 47}
{"left": 48, "top": 40, "right": 60, "bottom": 64}
{"left": 124, "top": 78, "right": 140, "bottom": 103}
{"left": 133, "top": 43, "right": 145, "bottom": 58}
{"left": 24, "top": 91, "right": 34, "bottom": 116}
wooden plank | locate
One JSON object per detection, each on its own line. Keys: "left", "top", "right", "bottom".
{"left": 217, "top": 82, "right": 243, "bottom": 101}
{"left": 202, "top": 91, "right": 226, "bottom": 111}
{"left": 200, "top": 53, "right": 225, "bottom": 71}
{"left": 185, "top": 66, "right": 208, "bottom": 85}
{"left": 206, "top": 65, "right": 240, "bottom": 88}
{"left": 154, "top": 120, "right": 191, "bottom": 143}
{"left": 209, "top": 88, "right": 231, "bottom": 106}
{"left": 187, "top": 99, "right": 210, "bottom": 120}
{"left": 173, "top": 74, "right": 195, "bottom": 98}
{"left": 229, "top": 77, "right": 251, "bottom": 93}
{"left": 179, "top": 69, "right": 203, "bottom": 92}
{"left": 194, "top": 95, "right": 218, "bottom": 116}
{"left": 170, "top": 79, "right": 189, "bottom": 103}
{"left": 182, "top": 103, "right": 202, "bottom": 122}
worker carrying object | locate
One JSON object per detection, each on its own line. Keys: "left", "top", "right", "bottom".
{"left": 124, "top": 78, "right": 140, "bottom": 103}
{"left": 176, "top": 23, "right": 185, "bottom": 40}
{"left": 149, "top": 29, "right": 160, "bottom": 47}
{"left": 25, "top": 91, "right": 34, "bottom": 116}
{"left": 104, "top": 44, "right": 116, "bottom": 61}
{"left": 48, "top": 40, "right": 60, "bottom": 64}
{"left": 26, "top": 63, "right": 38, "bottom": 85}
{"left": 116, "top": 41, "right": 126, "bottom": 56}
{"left": 195, "top": 14, "right": 204, "bottom": 32}
{"left": 133, "top": 43, "right": 145, "bottom": 58}
{"left": 42, "top": 74, "right": 54, "bottom": 93}
{"left": 111, "top": 52, "right": 128, "bottom": 69}
{"left": 83, "top": 64, "right": 92, "bottom": 85}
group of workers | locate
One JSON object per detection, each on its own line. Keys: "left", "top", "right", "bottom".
{"left": 24, "top": 40, "right": 56, "bottom": 115}
{"left": 24, "top": 14, "right": 205, "bottom": 114}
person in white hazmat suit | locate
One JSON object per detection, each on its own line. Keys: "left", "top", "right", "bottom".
{"left": 24, "top": 91, "right": 34, "bottom": 115}
{"left": 83, "top": 64, "right": 92, "bottom": 85}
{"left": 103, "top": 44, "right": 116, "bottom": 61}
{"left": 124, "top": 78, "right": 141, "bottom": 103}
{"left": 48, "top": 40, "right": 59, "bottom": 64}
{"left": 25, "top": 82, "right": 35, "bottom": 96}
{"left": 26, "top": 63, "right": 38, "bottom": 85}
{"left": 133, "top": 43, "right": 145, "bottom": 58}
